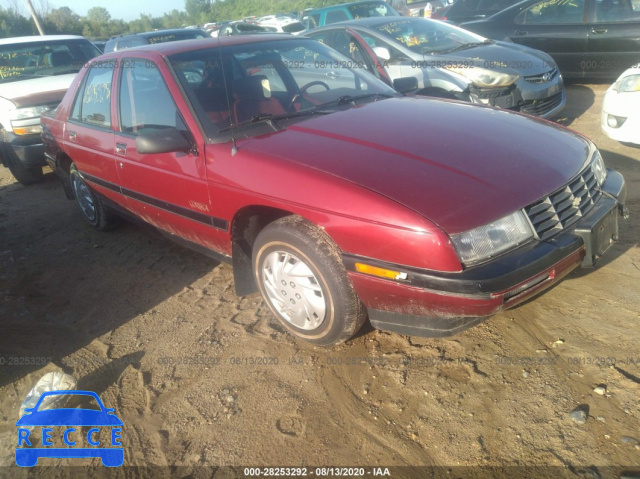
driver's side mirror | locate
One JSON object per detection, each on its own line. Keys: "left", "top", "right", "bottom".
{"left": 136, "top": 128, "right": 192, "bottom": 155}
{"left": 393, "top": 77, "right": 419, "bottom": 94}
{"left": 372, "top": 46, "right": 391, "bottom": 61}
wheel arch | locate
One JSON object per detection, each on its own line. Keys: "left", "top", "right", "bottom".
{"left": 230, "top": 205, "right": 296, "bottom": 296}
{"left": 57, "top": 153, "right": 75, "bottom": 199}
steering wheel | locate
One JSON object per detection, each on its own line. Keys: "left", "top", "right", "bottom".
{"left": 287, "top": 81, "right": 330, "bottom": 111}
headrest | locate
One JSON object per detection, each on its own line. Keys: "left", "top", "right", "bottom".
{"left": 51, "top": 51, "right": 73, "bottom": 67}
{"left": 233, "top": 75, "right": 272, "bottom": 99}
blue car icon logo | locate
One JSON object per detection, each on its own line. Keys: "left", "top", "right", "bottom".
{"left": 16, "top": 390, "right": 123, "bottom": 467}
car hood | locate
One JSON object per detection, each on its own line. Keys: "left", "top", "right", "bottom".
{"left": 242, "top": 97, "right": 591, "bottom": 234}
{"left": 0, "top": 73, "right": 76, "bottom": 106}
{"left": 417, "top": 41, "right": 555, "bottom": 76}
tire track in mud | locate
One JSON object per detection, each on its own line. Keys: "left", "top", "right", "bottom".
{"left": 495, "top": 303, "right": 640, "bottom": 467}
{"left": 315, "top": 335, "right": 445, "bottom": 466}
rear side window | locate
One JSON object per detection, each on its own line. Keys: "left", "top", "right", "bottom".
{"left": 326, "top": 9, "right": 350, "bottom": 24}
{"left": 516, "top": 0, "right": 586, "bottom": 24}
{"left": 70, "top": 61, "right": 114, "bottom": 128}
{"left": 594, "top": 0, "right": 638, "bottom": 22}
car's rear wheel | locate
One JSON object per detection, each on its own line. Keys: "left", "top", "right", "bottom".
{"left": 70, "top": 164, "right": 118, "bottom": 230}
{"left": 252, "top": 216, "right": 366, "bottom": 346}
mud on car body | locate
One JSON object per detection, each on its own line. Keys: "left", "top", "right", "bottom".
{"left": 42, "top": 35, "right": 626, "bottom": 345}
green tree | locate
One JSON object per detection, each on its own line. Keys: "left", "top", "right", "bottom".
{"left": 0, "top": 7, "right": 35, "bottom": 38}
{"left": 44, "top": 6, "right": 83, "bottom": 35}
{"left": 185, "top": 0, "right": 211, "bottom": 24}
{"left": 83, "top": 6, "right": 113, "bottom": 39}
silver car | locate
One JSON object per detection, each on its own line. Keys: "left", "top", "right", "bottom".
{"left": 305, "top": 17, "right": 565, "bottom": 118}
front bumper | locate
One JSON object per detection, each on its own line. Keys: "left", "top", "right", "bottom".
{"left": 468, "top": 76, "right": 566, "bottom": 119}
{"left": 1, "top": 131, "right": 46, "bottom": 168}
{"left": 601, "top": 88, "right": 640, "bottom": 145}
{"left": 345, "top": 170, "right": 626, "bottom": 337}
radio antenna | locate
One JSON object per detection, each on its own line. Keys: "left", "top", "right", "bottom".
{"left": 216, "top": 34, "right": 238, "bottom": 156}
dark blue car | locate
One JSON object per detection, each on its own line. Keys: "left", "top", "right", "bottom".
{"left": 16, "top": 390, "right": 123, "bottom": 467}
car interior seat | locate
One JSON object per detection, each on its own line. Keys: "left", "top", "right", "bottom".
{"left": 50, "top": 51, "right": 74, "bottom": 67}
{"left": 233, "top": 75, "right": 285, "bottom": 124}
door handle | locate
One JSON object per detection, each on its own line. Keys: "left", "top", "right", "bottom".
{"left": 68, "top": 131, "right": 76, "bottom": 142}
{"left": 115, "top": 143, "right": 127, "bottom": 156}
{"left": 513, "top": 30, "right": 528, "bottom": 36}
{"left": 326, "top": 71, "right": 341, "bottom": 79}
{"left": 590, "top": 28, "right": 608, "bottom": 34}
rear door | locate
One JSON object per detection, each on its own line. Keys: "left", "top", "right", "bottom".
{"left": 586, "top": 0, "right": 640, "bottom": 78}
{"left": 64, "top": 60, "right": 121, "bottom": 205}
{"left": 509, "top": 0, "right": 590, "bottom": 77}
{"left": 113, "top": 56, "right": 221, "bottom": 250}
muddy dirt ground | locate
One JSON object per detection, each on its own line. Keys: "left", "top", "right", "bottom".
{"left": 1, "top": 84, "right": 639, "bottom": 478}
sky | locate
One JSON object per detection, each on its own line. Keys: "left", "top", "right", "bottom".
{"left": 47, "top": 0, "right": 183, "bottom": 22}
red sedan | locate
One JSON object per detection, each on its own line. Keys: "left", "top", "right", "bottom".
{"left": 42, "top": 35, "right": 627, "bottom": 345}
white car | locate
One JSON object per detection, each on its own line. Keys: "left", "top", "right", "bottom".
{"left": 0, "top": 35, "right": 100, "bottom": 184}
{"left": 601, "top": 65, "right": 640, "bottom": 146}
{"left": 259, "top": 16, "right": 307, "bottom": 35}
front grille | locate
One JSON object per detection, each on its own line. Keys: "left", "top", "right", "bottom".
{"left": 524, "top": 68, "right": 558, "bottom": 84}
{"left": 519, "top": 92, "right": 563, "bottom": 116}
{"left": 525, "top": 165, "right": 601, "bottom": 241}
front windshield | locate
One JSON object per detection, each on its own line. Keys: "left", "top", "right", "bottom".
{"left": 373, "top": 18, "right": 486, "bottom": 55}
{"left": 170, "top": 39, "right": 397, "bottom": 140}
{"left": 0, "top": 39, "right": 100, "bottom": 84}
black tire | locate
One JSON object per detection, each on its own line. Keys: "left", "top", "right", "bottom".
{"left": 1, "top": 143, "right": 43, "bottom": 185}
{"left": 69, "top": 164, "right": 119, "bottom": 230}
{"left": 252, "top": 216, "right": 366, "bottom": 346}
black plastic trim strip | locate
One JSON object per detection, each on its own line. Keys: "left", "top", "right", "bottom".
{"left": 95, "top": 192, "right": 232, "bottom": 265}
{"left": 81, "top": 171, "right": 228, "bottom": 231}
{"left": 342, "top": 233, "right": 583, "bottom": 296}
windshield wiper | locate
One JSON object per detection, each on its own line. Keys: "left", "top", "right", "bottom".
{"left": 219, "top": 109, "right": 331, "bottom": 133}
{"left": 439, "top": 39, "right": 492, "bottom": 55}
{"left": 313, "top": 92, "right": 395, "bottom": 110}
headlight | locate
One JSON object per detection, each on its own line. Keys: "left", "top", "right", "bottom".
{"left": 613, "top": 74, "right": 640, "bottom": 93}
{"left": 9, "top": 105, "right": 52, "bottom": 121}
{"left": 451, "top": 211, "right": 534, "bottom": 266}
{"left": 591, "top": 150, "right": 607, "bottom": 186}
{"left": 444, "top": 66, "right": 519, "bottom": 88}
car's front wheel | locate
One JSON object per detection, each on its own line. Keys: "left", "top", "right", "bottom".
{"left": 252, "top": 216, "right": 366, "bottom": 346}
{"left": 70, "top": 164, "right": 118, "bottom": 230}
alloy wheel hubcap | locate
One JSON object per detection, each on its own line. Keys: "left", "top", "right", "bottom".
{"left": 261, "top": 250, "right": 326, "bottom": 330}
{"left": 72, "top": 174, "right": 96, "bottom": 222}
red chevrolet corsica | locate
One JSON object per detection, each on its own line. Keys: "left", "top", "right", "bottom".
{"left": 42, "top": 35, "right": 627, "bottom": 345}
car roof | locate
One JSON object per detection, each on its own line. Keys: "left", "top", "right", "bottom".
{"left": 310, "top": 0, "right": 389, "bottom": 10}
{"left": 101, "top": 34, "right": 302, "bottom": 56}
{"left": 139, "top": 28, "right": 206, "bottom": 38}
{"left": 309, "top": 16, "right": 410, "bottom": 30}
{"left": 0, "top": 35, "right": 87, "bottom": 46}
{"left": 108, "top": 28, "right": 205, "bottom": 40}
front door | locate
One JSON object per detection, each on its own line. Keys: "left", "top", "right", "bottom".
{"left": 113, "top": 57, "right": 219, "bottom": 250}
{"left": 510, "top": 0, "right": 590, "bottom": 77}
